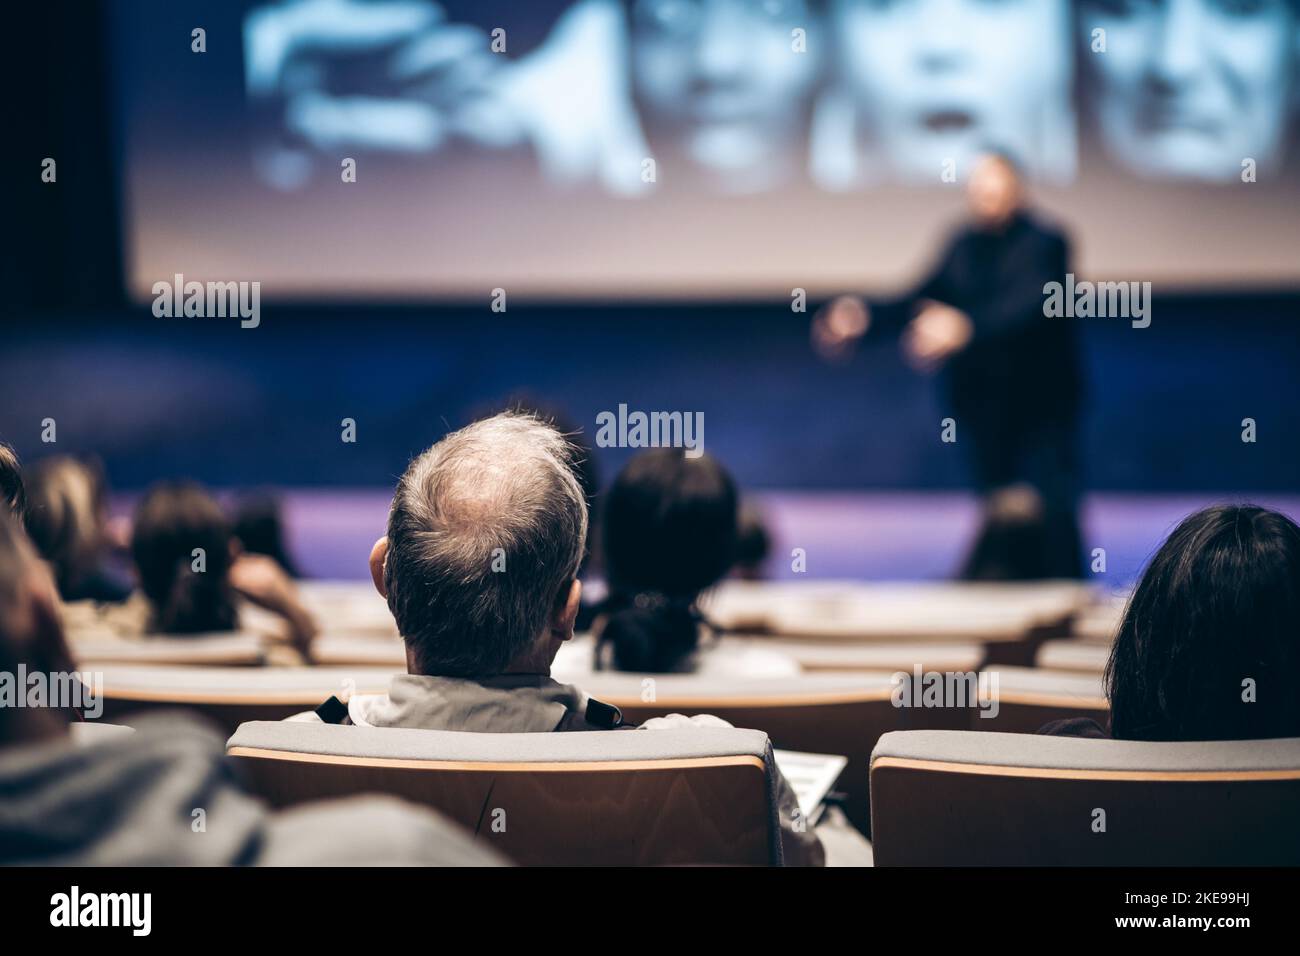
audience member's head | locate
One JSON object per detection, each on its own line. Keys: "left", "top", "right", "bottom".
{"left": 598, "top": 448, "right": 738, "bottom": 672}
{"left": 233, "top": 493, "right": 298, "bottom": 577}
{"left": 132, "top": 481, "right": 238, "bottom": 634}
{"left": 0, "top": 443, "right": 24, "bottom": 521}
{"left": 1107, "top": 504, "right": 1300, "bottom": 742}
{"left": 0, "top": 513, "right": 76, "bottom": 746}
{"left": 23, "top": 456, "right": 111, "bottom": 600}
{"left": 478, "top": 396, "right": 600, "bottom": 573}
{"left": 372, "top": 412, "right": 588, "bottom": 677}
{"left": 961, "top": 483, "right": 1051, "bottom": 581}
{"left": 733, "top": 503, "right": 772, "bottom": 581}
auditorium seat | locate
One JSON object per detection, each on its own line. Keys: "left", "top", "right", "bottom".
{"left": 975, "top": 666, "right": 1107, "bottom": 733}
{"left": 746, "top": 639, "right": 983, "bottom": 674}
{"left": 702, "top": 580, "right": 1090, "bottom": 642}
{"left": 870, "top": 730, "right": 1300, "bottom": 865}
{"left": 296, "top": 581, "right": 399, "bottom": 637}
{"left": 72, "top": 632, "right": 267, "bottom": 667}
{"left": 1070, "top": 602, "right": 1126, "bottom": 644}
{"left": 312, "top": 633, "right": 989, "bottom": 677}
{"left": 1035, "top": 639, "right": 1111, "bottom": 675}
{"left": 226, "top": 721, "right": 781, "bottom": 866}
{"left": 315, "top": 632, "right": 987, "bottom": 676}
{"left": 310, "top": 634, "right": 406, "bottom": 667}
{"left": 95, "top": 665, "right": 400, "bottom": 733}
{"left": 575, "top": 671, "right": 940, "bottom": 830}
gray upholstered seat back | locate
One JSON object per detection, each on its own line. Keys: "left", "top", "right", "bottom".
{"left": 73, "top": 632, "right": 266, "bottom": 666}
{"left": 975, "top": 666, "right": 1108, "bottom": 733}
{"left": 580, "top": 671, "right": 899, "bottom": 832}
{"left": 870, "top": 730, "right": 1300, "bottom": 865}
{"left": 228, "top": 720, "right": 769, "bottom": 763}
{"left": 96, "top": 665, "right": 400, "bottom": 732}
{"left": 227, "top": 721, "right": 781, "bottom": 866}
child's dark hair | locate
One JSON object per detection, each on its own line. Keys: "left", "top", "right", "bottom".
{"left": 597, "top": 449, "right": 738, "bottom": 672}
{"left": 1106, "top": 504, "right": 1300, "bottom": 741}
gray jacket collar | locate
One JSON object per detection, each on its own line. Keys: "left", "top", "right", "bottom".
{"left": 350, "top": 673, "right": 588, "bottom": 734}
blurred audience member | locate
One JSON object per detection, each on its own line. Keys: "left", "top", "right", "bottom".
{"left": 233, "top": 492, "right": 300, "bottom": 577}
{"left": 0, "top": 443, "right": 24, "bottom": 520}
{"left": 111, "top": 482, "right": 317, "bottom": 657}
{"left": 960, "top": 483, "right": 1052, "bottom": 581}
{"left": 592, "top": 449, "right": 796, "bottom": 677}
{"left": 23, "top": 456, "right": 131, "bottom": 604}
{"left": 1044, "top": 505, "right": 1300, "bottom": 741}
{"left": 733, "top": 502, "right": 773, "bottom": 581}
{"left": 0, "top": 511, "right": 502, "bottom": 867}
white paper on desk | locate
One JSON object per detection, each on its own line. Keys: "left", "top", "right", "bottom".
{"left": 773, "top": 749, "right": 848, "bottom": 823}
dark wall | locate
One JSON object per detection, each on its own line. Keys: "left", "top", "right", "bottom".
{"left": 3, "top": 2, "right": 124, "bottom": 313}
{"left": 2, "top": 295, "right": 1296, "bottom": 493}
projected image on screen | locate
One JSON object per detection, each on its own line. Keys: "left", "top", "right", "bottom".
{"left": 241, "top": 0, "right": 1082, "bottom": 193}
{"left": 113, "top": 0, "right": 1300, "bottom": 299}
{"left": 820, "top": 0, "right": 1076, "bottom": 187}
{"left": 1076, "top": 0, "right": 1299, "bottom": 183}
{"left": 241, "top": 0, "right": 832, "bottom": 195}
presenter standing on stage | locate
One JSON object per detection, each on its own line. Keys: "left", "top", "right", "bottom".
{"left": 814, "top": 153, "right": 1084, "bottom": 578}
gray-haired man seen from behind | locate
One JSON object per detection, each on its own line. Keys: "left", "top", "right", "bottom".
{"left": 301, "top": 411, "right": 835, "bottom": 865}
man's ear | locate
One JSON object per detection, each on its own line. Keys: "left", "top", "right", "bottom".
{"left": 368, "top": 537, "right": 390, "bottom": 598}
{"left": 550, "top": 578, "right": 582, "bottom": 641}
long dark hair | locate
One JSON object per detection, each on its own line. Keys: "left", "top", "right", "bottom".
{"left": 233, "top": 493, "right": 299, "bottom": 577}
{"left": 132, "top": 482, "right": 238, "bottom": 634}
{"left": 597, "top": 449, "right": 738, "bottom": 672}
{"left": 1106, "top": 505, "right": 1300, "bottom": 741}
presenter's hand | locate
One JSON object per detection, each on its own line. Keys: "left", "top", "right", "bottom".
{"left": 903, "top": 301, "right": 973, "bottom": 372}
{"left": 811, "top": 295, "right": 871, "bottom": 363}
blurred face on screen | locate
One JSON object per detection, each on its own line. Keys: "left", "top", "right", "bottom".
{"left": 831, "top": 0, "right": 1074, "bottom": 181}
{"left": 629, "top": 0, "right": 822, "bottom": 190}
{"left": 1079, "top": 0, "right": 1298, "bottom": 181}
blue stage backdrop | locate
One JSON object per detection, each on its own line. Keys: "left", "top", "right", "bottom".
{"left": 3, "top": 293, "right": 1296, "bottom": 493}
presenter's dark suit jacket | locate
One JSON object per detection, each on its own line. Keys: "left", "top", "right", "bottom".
{"left": 912, "top": 210, "right": 1083, "bottom": 433}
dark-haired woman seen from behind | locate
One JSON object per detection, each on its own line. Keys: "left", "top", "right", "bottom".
{"left": 589, "top": 449, "right": 797, "bottom": 677}
{"left": 122, "top": 482, "right": 317, "bottom": 659}
{"left": 1044, "top": 504, "right": 1300, "bottom": 741}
